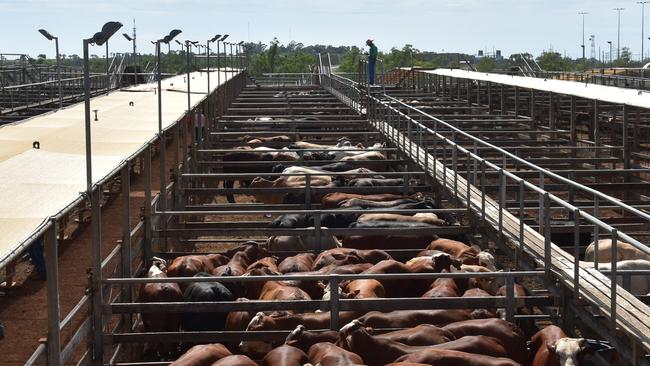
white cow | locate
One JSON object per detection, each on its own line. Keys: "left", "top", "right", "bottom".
{"left": 584, "top": 239, "right": 650, "bottom": 263}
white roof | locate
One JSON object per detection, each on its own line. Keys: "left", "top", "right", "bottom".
{"left": 0, "top": 70, "right": 234, "bottom": 268}
{"left": 428, "top": 69, "right": 650, "bottom": 110}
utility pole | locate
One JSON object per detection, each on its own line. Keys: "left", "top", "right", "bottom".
{"left": 579, "top": 12, "right": 588, "bottom": 60}
{"left": 614, "top": 7, "right": 625, "bottom": 61}
{"left": 640, "top": 2, "right": 649, "bottom": 61}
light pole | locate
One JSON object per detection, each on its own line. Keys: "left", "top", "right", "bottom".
{"left": 122, "top": 31, "right": 137, "bottom": 85}
{"left": 640, "top": 2, "right": 649, "bottom": 62}
{"left": 607, "top": 40, "right": 613, "bottom": 67}
{"left": 238, "top": 41, "right": 245, "bottom": 70}
{"left": 217, "top": 34, "right": 229, "bottom": 86}
{"left": 38, "top": 29, "right": 62, "bottom": 109}
{"left": 175, "top": 39, "right": 183, "bottom": 52}
{"left": 82, "top": 20, "right": 122, "bottom": 366}
{"left": 579, "top": 11, "right": 588, "bottom": 60}
{"left": 614, "top": 7, "right": 625, "bottom": 61}
{"left": 207, "top": 34, "right": 222, "bottom": 95}
{"left": 155, "top": 29, "right": 182, "bottom": 218}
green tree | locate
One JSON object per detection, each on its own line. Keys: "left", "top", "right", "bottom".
{"left": 536, "top": 51, "right": 573, "bottom": 71}
{"left": 614, "top": 47, "right": 631, "bottom": 67}
{"left": 337, "top": 46, "right": 362, "bottom": 73}
{"left": 476, "top": 57, "right": 496, "bottom": 72}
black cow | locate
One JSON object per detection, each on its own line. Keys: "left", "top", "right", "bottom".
{"left": 182, "top": 272, "right": 234, "bottom": 332}
{"left": 270, "top": 212, "right": 359, "bottom": 229}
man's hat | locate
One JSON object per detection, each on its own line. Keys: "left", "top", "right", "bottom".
{"left": 366, "top": 39, "right": 373, "bottom": 44}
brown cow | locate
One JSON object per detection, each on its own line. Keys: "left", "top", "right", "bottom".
{"left": 344, "top": 279, "right": 386, "bottom": 298}
{"left": 169, "top": 343, "right": 231, "bottom": 366}
{"left": 211, "top": 355, "right": 257, "bottom": 366}
{"left": 139, "top": 258, "right": 183, "bottom": 358}
{"left": 374, "top": 324, "right": 456, "bottom": 346}
{"left": 321, "top": 192, "right": 408, "bottom": 209}
{"left": 243, "top": 267, "right": 311, "bottom": 303}
{"left": 261, "top": 344, "right": 308, "bottom": 366}
{"left": 462, "top": 288, "right": 497, "bottom": 319}
{"left": 246, "top": 256, "right": 279, "bottom": 273}
{"left": 307, "top": 342, "right": 365, "bottom": 366}
{"left": 340, "top": 320, "right": 509, "bottom": 366}
{"left": 358, "top": 309, "right": 473, "bottom": 328}
{"left": 530, "top": 325, "right": 591, "bottom": 366}
{"left": 422, "top": 277, "right": 460, "bottom": 298}
{"left": 278, "top": 253, "right": 316, "bottom": 273}
{"left": 442, "top": 318, "right": 527, "bottom": 365}
{"left": 284, "top": 325, "right": 341, "bottom": 352}
{"left": 312, "top": 248, "right": 391, "bottom": 270}
{"left": 343, "top": 235, "right": 438, "bottom": 250}
{"left": 395, "top": 349, "right": 521, "bottom": 366}
{"left": 167, "top": 254, "right": 230, "bottom": 278}
{"left": 239, "top": 311, "right": 360, "bottom": 355}
{"left": 428, "top": 238, "right": 480, "bottom": 263}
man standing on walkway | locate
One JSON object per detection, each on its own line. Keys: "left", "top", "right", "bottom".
{"left": 366, "top": 39, "right": 378, "bottom": 85}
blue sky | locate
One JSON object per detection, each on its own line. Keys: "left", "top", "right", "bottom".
{"left": 0, "top": 0, "right": 646, "bottom": 60}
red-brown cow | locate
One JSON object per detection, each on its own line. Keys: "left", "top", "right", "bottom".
{"left": 428, "top": 238, "right": 480, "bottom": 264}
{"left": 167, "top": 254, "right": 230, "bottom": 278}
{"left": 211, "top": 355, "right": 257, "bottom": 366}
{"left": 442, "top": 318, "right": 527, "bottom": 365}
{"left": 394, "top": 349, "right": 521, "bottom": 366}
{"left": 422, "top": 277, "right": 460, "bottom": 298}
{"left": 344, "top": 279, "right": 386, "bottom": 298}
{"left": 343, "top": 235, "right": 438, "bottom": 250}
{"left": 358, "top": 309, "right": 473, "bottom": 328}
{"left": 169, "top": 343, "right": 231, "bottom": 366}
{"left": 278, "top": 253, "right": 316, "bottom": 273}
{"left": 340, "top": 320, "right": 509, "bottom": 366}
{"left": 139, "top": 259, "right": 183, "bottom": 359}
{"left": 313, "top": 248, "right": 391, "bottom": 270}
{"left": 246, "top": 256, "right": 279, "bottom": 273}
{"left": 530, "top": 325, "right": 591, "bottom": 366}
{"left": 321, "top": 192, "right": 408, "bottom": 209}
{"left": 284, "top": 325, "right": 341, "bottom": 352}
{"left": 462, "top": 288, "right": 498, "bottom": 319}
{"left": 374, "top": 324, "right": 456, "bottom": 346}
{"left": 307, "top": 342, "right": 365, "bottom": 366}
{"left": 261, "top": 344, "right": 309, "bottom": 366}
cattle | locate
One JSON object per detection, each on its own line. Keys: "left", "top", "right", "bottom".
{"left": 343, "top": 234, "right": 438, "bottom": 250}
{"left": 211, "top": 355, "right": 257, "bottom": 366}
{"left": 321, "top": 192, "right": 408, "bottom": 209}
{"left": 243, "top": 267, "right": 311, "bottom": 303}
{"left": 422, "top": 277, "right": 460, "bottom": 298}
{"left": 261, "top": 344, "right": 309, "bottom": 366}
{"left": 348, "top": 177, "right": 408, "bottom": 187}
{"left": 167, "top": 254, "right": 230, "bottom": 279}
{"left": 307, "top": 342, "right": 365, "bottom": 366}
{"left": 428, "top": 238, "right": 480, "bottom": 264}
{"left": 583, "top": 259, "right": 650, "bottom": 295}
{"left": 239, "top": 311, "right": 360, "bottom": 355}
{"left": 270, "top": 212, "right": 359, "bottom": 229}
{"left": 530, "top": 325, "right": 591, "bottom": 366}
{"left": 340, "top": 150, "right": 387, "bottom": 161}
{"left": 181, "top": 273, "right": 234, "bottom": 332}
{"left": 242, "top": 135, "right": 292, "bottom": 147}
{"left": 584, "top": 239, "right": 650, "bottom": 263}
{"left": 362, "top": 257, "right": 454, "bottom": 296}
{"left": 358, "top": 309, "right": 473, "bottom": 328}
{"left": 284, "top": 325, "right": 341, "bottom": 352}
{"left": 462, "top": 288, "right": 497, "bottom": 319}
{"left": 138, "top": 258, "right": 183, "bottom": 359}
{"left": 374, "top": 324, "right": 456, "bottom": 346}
{"left": 249, "top": 175, "right": 334, "bottom": 204}
{"left": 442, "top": 318, "right": 527, "bottom": 365}
{"left": 278, "top": 253, "right": 316, "bottom": 273}
{"left": 358, "top": 212, "right": 448, "bottom": 226}
{"left": 342, "top": 319, "right": 511, "bottom": 366}
{"left": 224, "top": 298, "right": 252, "bottom": 331}
{"left": 169, "top": 343, "right": 231, "bottom": 366}
{"left": 394, "top": 349, "right": 521, "bottom": 366}
{"left": 338, "top": 197, "right": 421, "bottom": 209}
{"left": 222, "top": 148, "right": 298, "bottom": 203}
{"left": 267, "top": 228, "right": 341, "bottom": 252}
{"left": 495, "top": 284, "right": 537, "bottom": 337}
{"left": 246, "top": 256, "right": 279, "bottom": 273}
{"left": 313, "top": 248, "right": 392, "bottom": 270}
{"left": 349, "top": 220, "right": 438, "bottom": 229}
{"left": 344, "top": 279, "right": 386, "bottom": 298}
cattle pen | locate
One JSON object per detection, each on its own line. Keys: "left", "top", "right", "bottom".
{"left": 5, "top": 62, "right": 650, "bottom": 366}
